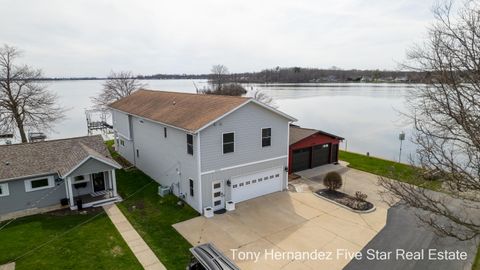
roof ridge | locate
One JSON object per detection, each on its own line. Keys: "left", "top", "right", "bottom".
{"left": 0, "top": 135, "right": 103, "bottom": 148}
{"left": 137, "top": 88, "right": 250, "bottom": 100}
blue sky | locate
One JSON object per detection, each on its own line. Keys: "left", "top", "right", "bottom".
{"left": 1, "top": 0, "right": 435, "bottom": 77}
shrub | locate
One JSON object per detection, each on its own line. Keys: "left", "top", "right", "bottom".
{"left": 323, "top": 172, "right": 343, "bottom": 191}
{"left": 355, "top": 191, "right": 368, "bottom": 201}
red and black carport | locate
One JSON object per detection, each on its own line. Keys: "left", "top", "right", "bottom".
{"left": 288, "top": 125, "right": 344, "bottom": 174}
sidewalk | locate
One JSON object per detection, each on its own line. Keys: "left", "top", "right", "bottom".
{"left": 0, "top": 263, "right": 15, "bottom": 270}
{"left": 103, "top": 204, "right": 166, "bottom": 270}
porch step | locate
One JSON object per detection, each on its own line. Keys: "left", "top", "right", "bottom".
{"left": 90, "top": 190, "right": 108, "bottom": 197}
{"left": 90, "top": 196, "right": 122, "bottom": 208}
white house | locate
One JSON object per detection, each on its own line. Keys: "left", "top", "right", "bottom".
{"left": 109, "top": 89, "right": 296, "bottom": 213}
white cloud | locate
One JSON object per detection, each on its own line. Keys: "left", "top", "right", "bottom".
{"left": 0, "top": 0, "right": 435, "bottom": 76}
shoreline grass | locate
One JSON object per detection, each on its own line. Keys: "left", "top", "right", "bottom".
{"left": 339, "top": 150, "right": 442, "bottom": 191}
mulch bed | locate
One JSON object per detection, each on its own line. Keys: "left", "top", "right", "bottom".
{"left": 315, "top": 189, "right": 374, "bottom": 211}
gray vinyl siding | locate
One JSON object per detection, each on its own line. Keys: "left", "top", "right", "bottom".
{"left": 112, "top": 109, "right": 131, "bottom": 139}
{"left": 71, "top": 173, "right": 113, "bottom": 199}
{"left": 0, "top": 175, "right": 67, "bottom": 216}
{"left": 201, "top": 157, "right": 288, "bottom": 209}
{"left": 130, "top": 116, "right": 200, "bottom": 211}
{"left": 117, "top": 133, "right": 135, "bottom": 164}
{"left": 200, "top": 102, "right": 290, "bottom": 172}
{"left": 67, "top": 158, "right": 116, "bottom": 178}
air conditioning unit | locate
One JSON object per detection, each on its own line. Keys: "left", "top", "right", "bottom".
{"left": 158, "top": 186, "right": 171, "bottom": 197}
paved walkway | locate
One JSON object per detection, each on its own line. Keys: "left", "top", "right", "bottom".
{"left": 103, "top": 204, "right": 166, "bottom": 270}
{"left": 0, "top": 263, "right": 15, "bottom": 270}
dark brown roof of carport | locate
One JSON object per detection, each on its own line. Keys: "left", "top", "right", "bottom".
{"left": 109, "top": 89, "right": 249, "bottom": 132}
{"left": 289, "top": 125, "right": 344, "bottom": 145}
{"left": 0, "top": 135, "right": 120, "bottom": 182}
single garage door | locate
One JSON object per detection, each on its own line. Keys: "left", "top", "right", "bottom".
{"left": 292, "top": 148, "right": 311, "bottom": 172}
{"left": 231, "top": 167, "right": 283, "bottom": 203}
{"left": 312, "top": 144, "right": 331, "bottom": 167}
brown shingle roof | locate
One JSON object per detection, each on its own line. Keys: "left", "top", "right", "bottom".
{"left": 0, "top": 135, "right": 120, "bottom": 182}
{"left": 108, "top": 89, "right": 250, "bottom": 132}
{"left": 289, "top": 125, "right": 344, "bottom": 145}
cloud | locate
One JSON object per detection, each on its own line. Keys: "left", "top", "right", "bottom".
{"left": 0, "top": 0, "right": 435, "bottom": 76}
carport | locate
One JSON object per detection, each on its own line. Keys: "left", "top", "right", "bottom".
{"left": 289, "top": 125, "right": 344, "bottom": 173}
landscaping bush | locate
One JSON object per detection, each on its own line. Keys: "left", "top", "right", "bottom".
{"left": 355, "top": 191, "right": 368, "bottom": 201}
{"left": 323, "top": 172, "right": 343, "bottom": 191}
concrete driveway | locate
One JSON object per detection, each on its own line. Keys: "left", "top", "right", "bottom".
{"left": 174, "top": 169, "right": 389, "bottom": 270}
{"left": 344, "top": 205, "right": 478, "bottom": 270}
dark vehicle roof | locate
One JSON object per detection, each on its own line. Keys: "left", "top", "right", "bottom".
{"left": 190, "top": 243, "right": 240, "bottom": 270}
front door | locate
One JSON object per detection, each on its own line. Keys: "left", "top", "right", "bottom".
{"left": 212, "top": 180, "right": 225, "bottom": 211}
{"left": 92, "top": 172, "right": 106, "bottom": 192}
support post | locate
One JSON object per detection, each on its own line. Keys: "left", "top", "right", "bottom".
{"left": 111, "top": 170, "right": 118, "bottom": 197}
{"left": 66, "top": 177, "right": 75, "bottom": 208}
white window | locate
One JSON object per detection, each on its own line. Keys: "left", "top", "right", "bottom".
{"left": 0, "top": 183, "right": 9, "bottom": 197}
{"left": 24, "top": 176, "right": 54, "bottom": 192}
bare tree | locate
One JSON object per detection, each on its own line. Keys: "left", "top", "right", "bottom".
{"left": 92, "top": 71, "right": 143, "bottom": 107}
{"left": 379, "top": 0, "right": 480, "bottom": 240}
{"left": 250, "top": 89, "right": 277, "bottom": 108}
{"left": 0, "top": 45, "right": 65, "bottom": 143}
{"left": 209, "top": 64, "right": 229, "bottom": 91}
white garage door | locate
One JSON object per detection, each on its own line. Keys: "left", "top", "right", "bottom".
{"left": 231, "top": 167, "right": 283, "bottom": 203}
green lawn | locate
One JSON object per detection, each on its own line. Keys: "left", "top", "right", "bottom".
{"left": 0, "top": 210, "right": 142, "bottom": 270}
{"left": 339, "top": 150, "right": 442, "bottom": 191}
{"left": 474, "top": 246, "right": 480, "bottom": 270}
{"left": 116, "top": 168, "right": 199, "bottom": 270}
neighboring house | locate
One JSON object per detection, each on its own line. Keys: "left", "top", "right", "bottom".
{"left": 0, "top": 135, "right": 121, "bottom": 219}
{"left": 289, "top": 125, "right": 344, "bottom": 173}
{"left": 109, "top": 89, "right": 296, "bottom": 213}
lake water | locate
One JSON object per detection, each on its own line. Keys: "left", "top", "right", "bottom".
{"left": 40, "top": 80, "right": 415, "bottom": 162}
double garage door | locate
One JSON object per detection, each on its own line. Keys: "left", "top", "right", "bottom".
{"left": 292, "top": 144, "right": 331, "bottom": 173}
{"left": 231, "top": 167, "right": 283, "bottom": 203}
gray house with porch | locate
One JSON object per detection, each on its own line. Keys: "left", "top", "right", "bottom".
{"left": 0, "top": 135, "right": 121, "bottom": 220}
{"left": 109, "top": 89, "right": 296, "bottom": 214}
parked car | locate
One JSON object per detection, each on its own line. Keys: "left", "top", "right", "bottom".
{"left": 187, "top": 243, "right": 240, "bottom": 270}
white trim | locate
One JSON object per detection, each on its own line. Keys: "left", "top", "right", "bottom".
{"left": 67, "top": 177, "right": 74, "bottom": 207}
{"left": 197, "top": 99, "right": 297, "bottom": 133}
{"left": 115, "top": 130, "right": 131, "bottom": 141}
{"left": 24, "top": 176, "right": 55, "bottom": 192}
{"left": 0, "top": 183, "right": 10, "bottom": 197}
{"left": 222, "top": 131, "right": 235, "bottom": 154}
{"left": 261, "top": 127, "right": 272, "bottom": 148}
{"left": 111, "top": 170, "right": 118, "bottom": 197}
{"left": 201, "top": 155, "right": 288, "bottom": 175}
{"left": 250, "top": 99, "right": 297, "bottom": 122}
{"left": 196, "top": 100, "right": 250, "bottom": 133}
{"left": 110, "top": 107, "right": 191, "bottom": 133}
{"left": 196, "top": 132, "right": 203, "bottom": 212}
{"left": 63, "top": 155, "right": 121, "bottom": 178}
{"left": 110, "top": 95, "right": 297, "bottom": 134}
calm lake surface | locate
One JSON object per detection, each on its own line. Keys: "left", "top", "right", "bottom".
{"left": 45, "top": 80, "right": 415, "bottom": 162}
